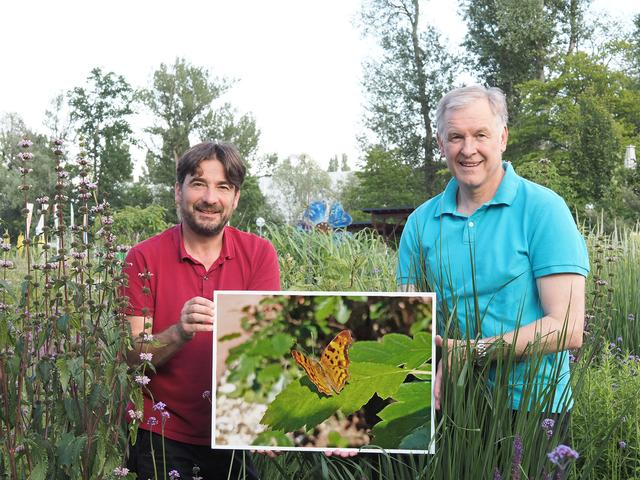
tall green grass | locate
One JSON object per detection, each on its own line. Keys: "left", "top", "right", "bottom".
{"left": 255, "top": 224, "right": 639, "bottom": 480}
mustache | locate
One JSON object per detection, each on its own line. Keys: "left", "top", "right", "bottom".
{"left": 194, "top": 203, "right": 223, "bottom": 213}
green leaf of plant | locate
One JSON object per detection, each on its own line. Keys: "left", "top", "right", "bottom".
{"left": 314, "top": 296, "right": 337, "bottom": 322}
{"left": 350, "top": 332, "right": 431, "bottom": 370}
{"left": 56, "top": 432, "right": 86, "bottom": 468}
{"left": 370, "top": 381, "right": 431, "bottom": 449}
{"left": 27, "top": 460, "right": 47, "bottom": 480}
{"left": 252, "top": 430, "right": 294, "bottom": 447}
{"left": 219, "top": 332, "right": 241, "bottom": 342}
{"left": 262, "top": 360, "right": 408, "bottom": 432}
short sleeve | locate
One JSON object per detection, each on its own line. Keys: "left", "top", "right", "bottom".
{"left": 396, "top": 213, "right": 422, "bottom": 287}
{"left": 121, "top": 247, "right": 155, "bottom": 317}
{"left": 248, "top": 239, "right": 281, "bottom": 290}
{"left": 528, "top": 197, "right": 590, "bottom": 278}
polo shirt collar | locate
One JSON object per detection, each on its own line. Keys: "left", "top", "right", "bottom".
{"left": 436, "top": 161, "right": 520, "bottom": 217}
{"left": 174, "top": 224, "right": 236, "bottom": 264}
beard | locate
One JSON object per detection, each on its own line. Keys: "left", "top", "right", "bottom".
{"left": 180, "top": 201, "right": 231, "bottom": 237}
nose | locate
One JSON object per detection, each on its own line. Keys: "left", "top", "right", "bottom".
{"left": 201, "top": 187, "right": 220, "bottom": 205}
{"left": 460, "top": 136, "right": 477, "bottom": 157}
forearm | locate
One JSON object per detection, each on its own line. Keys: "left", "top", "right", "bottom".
{"left": 127, "top": 322, "right": 193, "bottom": 369}
{"left": 480, "top": 313, "right": 583, "bottom": 361}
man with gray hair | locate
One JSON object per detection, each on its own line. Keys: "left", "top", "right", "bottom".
{"left": 397, "top": 85, "right": 589, "bottom": 425}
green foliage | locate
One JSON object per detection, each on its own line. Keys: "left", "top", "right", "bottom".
{"left": 462, "top": 0, "right": 563, "bottom": 94}
{"left": 571, "top": 344, "right": 640, "bottom": 479}
{"left": 270, "top": 155, "right": 335, "bottom": 224}
{"left": 359, "top": 0, "right": 455, "bottom": 197}
{"left": 262, "top": 333, "right": 431, "bottom": 449}
{"left": 268, "top": 225, "right": 396, "bottom": 291}
{"left": 140, "top": 58, "right": 267, "bottom": 226}
{"left": 510, "top": 52, "right": 640, "bottom": 220}
{"left": 340, "top": 147, "right": 428, "bottom": 219}
{"left": 112, "top": 204, "right": 169, "bottom": 244}
{"left": 68, "top": 67, "right": 136, "bottom": 209}
{"left": 0, "top": 140, "right": 132, "bottom": 478}
{"left": 0, "top": 114, "right": 58, "bottom": 238}
{"left": 232, "top": 175, "right": 283, "bottom": 232}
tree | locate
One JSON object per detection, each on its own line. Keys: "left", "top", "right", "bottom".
{"left": 328, "top": 155, "right": 339, "bottom": 172}
{"left": 340, "top": 146, "right": 427, "bottom": 221}
{"left": 0, "top": 114, "right": 58, "bottom": 237}
{"left": 68, "top": 68, "right": 136, "bottom": 208}
{"left": 460, "top": 0, "right": 592, "bottom": 109}
{"left": 359, "top": 0, "right": 455, "bottom": 197}
{"left": 509, "top": 52, "right": 640, "bottom": 216}
{"left": 270, "top": 155, "right": 335, "bottom": 223}
{"left": 141, "top": 58, "right": 267, "bottom": 226}
{"left": 141, "top": 58, "right": 230, "bottom": 187}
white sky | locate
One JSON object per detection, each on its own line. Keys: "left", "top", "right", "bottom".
{"left": 0, "top": 0, "right": 637, "bottom": 173}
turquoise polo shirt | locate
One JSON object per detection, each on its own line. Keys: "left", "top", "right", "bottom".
{"left": 397, "top": 162, "right": 589, "bottom": 412}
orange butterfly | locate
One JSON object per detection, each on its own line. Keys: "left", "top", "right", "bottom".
{"left": 291, "top": 330, "right": 353, "bottom": 396}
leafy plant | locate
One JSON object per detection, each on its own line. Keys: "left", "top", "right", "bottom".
{"left": 260, "top": 333, "right": 432, "bottom": 450}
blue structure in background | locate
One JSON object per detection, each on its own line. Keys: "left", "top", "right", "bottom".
{"left": 299, "top": 200, "right": 352, "bottom": 231}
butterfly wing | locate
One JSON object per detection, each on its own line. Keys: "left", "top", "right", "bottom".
{"left": 291, "top": 349, "right": 334, "bottom": 396}
{"left": 320, "top": 330, "right": 353, "bottom": 394}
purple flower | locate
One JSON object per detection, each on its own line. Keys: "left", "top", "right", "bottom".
{"left": 146, "top": 416, "right": 158, "bottom": 426}
{"left": 547, "top": 444, "right": 579, "bottom": 468}
{"left": 1, "top": 243, "right": 11, "bottom": 251}
{"left": 139, "top": 352, "right": 153, "bottom": 362}
{"left": 619, "top": 441, "right": 626, "bottom": 449}
{"left": 161, "top": 411, "right": 170, "bottom": 420}
{"left": 112, "top": 466, "right": 130, "bottom": 477}
{"left": 169, "top": 470, "right": 180, "bottom": 479}
{"left": 541, "top": 418, "right": 555, "bottom": 439}
{"left": 18, "top": 139, "right": 33, "bottom": 148}
{"left": 153, "top": 401, "right": 166, "bottom": 411}
{"left": 0, "top": 260, "right": 15, "bottom": 269}
{"left": 493, "top": 468, "right": 502, "bottom": 480}
{"left": 202, "top": 390, "right": 211, "bottom": 400}
{"left": 135, "top": 375, "right": 150, "bottom": 386}
{"left": 18, "top": 152, "right": 34, "bottom": 161}
{"left": 511, "top": 434, "right": 523, "bottom": 480}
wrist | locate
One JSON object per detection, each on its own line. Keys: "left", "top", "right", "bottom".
{"left": 175, "top": 321, "right": 194, "bottom": 342}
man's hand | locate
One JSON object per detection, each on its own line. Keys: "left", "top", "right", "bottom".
{"left": 177, "top": 296, "right": 216, "bottom": 341}
{"left": 434, "top": 335, "right": 465, "bottom": 411}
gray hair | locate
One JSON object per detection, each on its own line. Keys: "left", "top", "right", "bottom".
{"left": 435, "top": 85, "right": 508, "bottom": 138}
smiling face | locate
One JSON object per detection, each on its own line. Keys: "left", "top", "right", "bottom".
{"left": 437, "top": 98, "right": 508, "bottom": 201}
{"left": 175, "top": 158, "right": 240, "bottom": 238}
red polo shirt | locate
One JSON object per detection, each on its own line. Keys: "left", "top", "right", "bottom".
{"left": 123, "top": 224, "right": 280, "bottom": 445}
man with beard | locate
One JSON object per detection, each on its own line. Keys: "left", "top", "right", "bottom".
{"left": 123, "top": 142, "right": 280, "bottom": 479}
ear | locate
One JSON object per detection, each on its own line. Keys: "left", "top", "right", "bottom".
{"left": 174, "top": 182, "right": 182, "bottom": 204}
{"left": 436, "top": 133, "right": 445, "bottom": 156}
{"left": 500, "top": 126, "right": 509, "bottom": 153}
{"left": 232, "top": 189, "right": 241, "bottom": 210}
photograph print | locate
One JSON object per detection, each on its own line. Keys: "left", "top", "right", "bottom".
{"left": 212, "top": 291, "right": 436, "bottom": 454}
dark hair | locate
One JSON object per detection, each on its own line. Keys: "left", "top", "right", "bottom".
{"left": 176, "top": 142, "right": 246, "bottom": 189}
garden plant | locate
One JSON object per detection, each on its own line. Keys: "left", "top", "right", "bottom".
{"left": 0, "top": 140, "right": 638, "bottom": 478}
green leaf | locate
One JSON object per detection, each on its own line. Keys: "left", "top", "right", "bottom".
{"left": 56, "top": 314, "right": 70, "bottom": 333}
{"left": 0, "top": 279, "right": 16, "bottom": 300}
{"left": 314, "top": 296, "right": 337, "bottom": 322}
{"left": 56, "top": 432, "right": 87, "bottom": 468}
{"left": 27, "top": 460, "right": 47, "bottom": 480}
{"left": 335, "top": 301, "right": 351, "bottom": 324}
{"left": 256, "top": 364, "right": 284, "bottom": 384}
{"left": 370, "top": 382, "right": 431, "bottom": 449}
{"left": 56, "top": 358, "right": 70, "bottom": 392}
{"left": 252, "top": 430, "right": 294, "bottom": 447}
{"left": 350, "top": 332, "right": 432, "bottom": 370}
{"left": 219, "top": 332, "right": 241, "bottom": 342}
{"left": 262, "top": 360, "right": 408, "bottom": 433}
